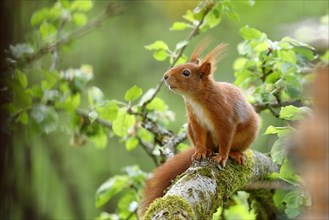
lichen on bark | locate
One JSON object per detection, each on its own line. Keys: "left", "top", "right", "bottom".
{"left": 143, "top": 150, "right": 279, "bottom": 219}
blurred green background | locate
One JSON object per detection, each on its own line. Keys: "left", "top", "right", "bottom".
{"left": 2, "top": 0, "right": 327, "bottom": 219}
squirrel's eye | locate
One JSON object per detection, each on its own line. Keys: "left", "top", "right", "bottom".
{"left": 182, "top": 70, "right": 190, "bottom": 77}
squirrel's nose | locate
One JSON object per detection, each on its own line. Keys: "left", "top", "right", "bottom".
{"left": 164, "top": 73, "right": 169, "bottom": 80}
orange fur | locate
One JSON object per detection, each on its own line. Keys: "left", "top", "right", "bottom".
{"left": 139, "top": 43, "right": 259, "bottom": 217}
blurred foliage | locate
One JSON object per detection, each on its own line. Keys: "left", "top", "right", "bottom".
{"left": 1, "top": 0, "right": 328, "bottom": 219}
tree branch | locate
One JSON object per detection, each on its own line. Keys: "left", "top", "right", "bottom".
{"left": 25, "top": 3, "right": 122, "bottom": 64}
{"left": 143, "top": 150, "right": 280, "bottom": 219}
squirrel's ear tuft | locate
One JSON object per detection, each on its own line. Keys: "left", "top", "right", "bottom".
{"left": 200, "top": 44, "right": 227, "bottom": 75}
{"left": 190, "top": 38, "right": 210, "bottom": 63}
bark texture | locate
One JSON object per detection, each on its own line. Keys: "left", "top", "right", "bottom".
{"left": 143, "top": 150, "right": 279, "bottom": 219}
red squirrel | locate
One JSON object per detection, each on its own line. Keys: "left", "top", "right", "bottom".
{"left": 139, "top": 42, "right": 259, "bottom": 216}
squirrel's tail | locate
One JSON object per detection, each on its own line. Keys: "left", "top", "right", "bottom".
{"left": 138, "top": 147, "right": 195, "bottom": 217}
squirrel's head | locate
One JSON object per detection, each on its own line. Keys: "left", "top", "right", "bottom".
{"left": 163, "top": 42, "right": 226, "bottom": 96}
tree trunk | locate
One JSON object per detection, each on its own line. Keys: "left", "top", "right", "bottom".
{"left": 143, "top": 150, "right": 279, "bottom": 219}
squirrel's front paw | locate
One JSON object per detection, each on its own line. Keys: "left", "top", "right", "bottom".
{"left": 192, "top": 148, "right": 212, "bottom": 161}
{"left": 212, "top": 154, "right": 228, "bottom": 168}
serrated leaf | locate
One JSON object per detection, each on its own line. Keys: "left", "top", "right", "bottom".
{"left": 125, "top": 85, "right": 143, "bottom": 102}
{"left": 153, "top": 50, "right": 168, "bottom": 61}
{"left": 16, "top": 70, "right": 28, "bottom": 88}
{"left": 73, "top": 12, "right": 88, "bottom": 26}
{"left": 170, "top": 22, "right": 190, "bottom": 31}
{"left": 125, "top": 137, "right": 139, "bottom": 151}
{"left": 95, "top": 175, "right": 129, "bottom": 208}
{"left": 279, "top": 105, "right": 311, "bottom": 121}
{"left": 145, "top": 41, "right": 169, "bottom": 51}
{"left": 270, "top": 137, "right": 287, "bottom": 165}
{"left": 112, "top": 108, "right": 135, "bottom": 137}
{"left": 146, "top": 97, "right": 166, "bottom": 112}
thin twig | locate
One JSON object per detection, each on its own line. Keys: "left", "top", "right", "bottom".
{"left": 141, "top": 3, "right": 214, "bottom": 117}
{"left": 25, "top": 3, "right": 122, "bottom": 64}
{"left": 76, "top": 108, "right": 113, "bottom": 129}
{"left": 253, "top": 100, "right": 303, "bottom": 113}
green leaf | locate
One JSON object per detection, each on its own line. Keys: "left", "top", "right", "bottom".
{"left": 98, "top": 100, "right": 118, "bottom": 122}
{"left": 31, "top": 8, "right": 50, "bottom": 26}
{"left": 153, "top": 50, "right": 168, "bottom": 61}
{"left": 278, "top": 50, "right": 297, "bottom": 64}
{"left": 125, "top": 137, "right": 139, "bottom": 151}
{"left": 39, "top": 21, "right": 56, "bottom": 40}
{"left": 59, "top": 0, "right": 71, "bottom": 8}
{"left": 16, "top": 111, "right": 29, "bottom": 125}
{"left": 273, "top": 189, "right": 287, "bottom": 209}
{"left": 182, "top": 10, "right": 195, "bottom": 22}
{"left": 174, "top": 54, "right": 188, "bottom": 65}
{"left": 146, "top": 97, "right": 166, "bottom": 112}
{"left": 145, "top": 41, "right": 169, "bottom": 51}
{"left": 170, "top": 22, "right": 190, "bottom": 31}
{"left": 57, "top": 93, "right": 81, "bottom": 111}
{"left": 95, "top": 175, "right": 129, "bottom": 208}
{"left": 71, "top": 0, "right": 93, "bottom": 11}
{"left": 264, "top": 126, "right": 295, "bottom": 138}
{"left": 90, "top": 126, "right": 108, "bottom": 149}
{"left": 16, "top": 70, "right": 28, "bottom": 89}
{"left": 284, "top": 75, "right": 302, "bottom": 99}
{"left": 233, "top": 58, "right": 247, "bottom": 71}
{"left": 293, "top": 46, "right": 316, "bottom": 61}
{"left": 124, "top": 85, "right": 143, "bottom": 102}
{"left": 270, "top": 137, "right": 287, "bottom": 165}
{"left": 73, "top": 12, "right": 88, "bottom": 26}
{"left": 201, "top": 9, "right": 222, "bottom": 31}
{"left": 30, "top": 105, "right": 58, "bottom": 134}
{"left": 41, "top": 71, "right": 59, "bottom": 90}
{"left": 112, "top": 108, "right": 135, "bottom": 137}
{"left": 138, "top": 127, "right": 153, "bottom": 142}
{"left": 240, "top": 25, "right": 266, "bottom": 41}
{"left": 279, "top": 105, "right": 311, "bottom": 121}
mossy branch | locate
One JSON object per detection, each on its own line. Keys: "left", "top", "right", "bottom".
{"left": 143, "top": 150, "right": 280, "bottom": 219}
